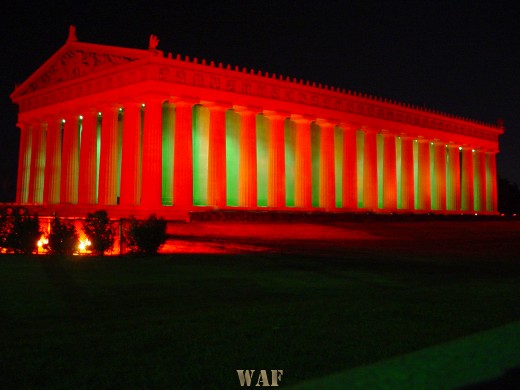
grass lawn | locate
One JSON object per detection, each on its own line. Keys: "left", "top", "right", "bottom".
{"left": 1, "top": 220, "right": 520, "bottom": 388}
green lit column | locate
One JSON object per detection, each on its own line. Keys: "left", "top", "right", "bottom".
{"left": 446, "top": 144, "right": 461, "bottom": 211}
{"left": 292, "top": 115, "right": 312, "bottom": 209}
{"left": 78, "top": 110, "right": 98, "bottom": 204}
{"left": 461, "top": 146, "right": 474, "bottom": 212}
{"left": 60, "top": 114, "right": 80, "bottom": 204}
{"left": 363, "top": 127, "right": 378, "bottom": 211}
{"left": 162, "top": 102, "right": 175, "bottom": 206}
{"left": 399, "top": 135, "right": 415, "bottom": 211}
{"left": 43, "top": 117, "right": 62, "bottom": 204}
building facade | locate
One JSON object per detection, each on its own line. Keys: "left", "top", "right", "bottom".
{"left": 10, "top": 27, "right": 503, "bottom": 219}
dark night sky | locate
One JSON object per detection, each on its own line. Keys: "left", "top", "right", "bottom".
{"left": 1, "top": 0, "right": 519, "bottom": 201}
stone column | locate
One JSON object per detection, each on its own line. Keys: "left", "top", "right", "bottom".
{"left": 43, "top": 118, "right": 62, "bottom": 204}
{"left": 416, "top": 138, "right": 431, "bottom": 211}
{"left": 363, "top": 127, "right": 378, "bottom": 210}
{"left": 78, "top": 110, "right": 98, "bottom": 204}
{"left": 474, "top": 149, "right": 487, "bottom": 212}
{"left": 28, "top": 121, "right": 46, "bottom": 204}
{"left": 120, "top": 103, "right": 142, "bottom": 206}
{"left": 141, "top": 97, "right": 164, "bottom": 208}
{"left": 446, "top": 144, "right": 460, "bottom": 211}
{"left": 341, "top": 123, "right": 357, "bottom": 209}
{"left": 206, "top": 104, "right": 227, "bottom": 208}
{"left": 265, "top": 111, "right": 286, "bottom": 208}
{"left": 237, "top": 108, "right": 257, "bottom": 207}
{"left": 98, "top": 105, "right": 120, "bottom": 205}
{"left": 486, "top": 151, "right": 498, "bottom": 212}
{"left": 173, "top": 101, "right": 194, "bottom": 208}
{"left": 16, "top": 122, "right": 32, "bottom": 204}
{"left": 60, "top": 115, "right": 80, "bottom": 204}
{"left": 461, "top": 146, "right": 474, "bottom": 212}
{"left": 382, "top": 131, "right": 397, "bottom": 210}
{"left": 317, "top": 119, "right": 335, "bottom": 209}
{"left": 293, "top": 115, "right": 312, "bottom": 209}
{"left": 431, "top": 141, "right": 447, "bottom": 211}
{"left": 162, "top": 102, "right": 175, "bottom": 206}
{"left": 399, "top": 136, "right": 415, "bottom": 211}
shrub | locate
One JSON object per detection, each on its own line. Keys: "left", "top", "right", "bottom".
{"left": 48, "top": 216, "right": 78, "bottom": 255}
{"left": 0, "top": 207, "right": 41, "bottom": 254}
{"left": 125, "top": 214, "right": 167, "bottom": 255}
{"left": 83, "top": 210, "right": 114, "bottom": 255}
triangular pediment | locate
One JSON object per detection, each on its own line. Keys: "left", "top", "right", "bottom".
{"left": 12, "top": 40, "right": 150, "bottom": 100}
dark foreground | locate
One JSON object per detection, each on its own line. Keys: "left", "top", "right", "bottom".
{"left": 1, "top": 220, "right": 520, "bottom": 388}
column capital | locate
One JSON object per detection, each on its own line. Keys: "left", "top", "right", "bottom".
{"left": 291, "top": 114, "right": 314, "bottom": 124}
{"left": 361, "top": 126, "right": 378, "bottom": 134}
{"left": 315, "top": 118, "right": 336, "bottom": 128}
{"left": 201, "top": 101, "right": 231, "bottom": 111}
{"left": 233, "top": 105, "right": 261, "bottom": 115}
{"left": 263, "top": 110, "right": 289, "bottom": 120}
{"left": 339, "top": 121, "right": 360, "bottom": 131}
{"left": 168, "top": 96, "right": 199, "bottom": 106}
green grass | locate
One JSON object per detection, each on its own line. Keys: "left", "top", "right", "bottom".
{"left": 1, "top": 222, "right": 520, "bottom": 388}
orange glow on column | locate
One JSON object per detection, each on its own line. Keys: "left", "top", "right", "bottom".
{"left": 363, "top": 128, "right": 378, "bottom": 211}
{"left": 78, "top": 111, "right": 98, "bottom": 204}
{"left": 98, "top": 106, "right": 120, "bottom": 205}
{"left": 207, "top": 105, "right": 227, "bottom": 208}
{"left": 43, "top": 118, "right": 61, "bottom": 204}
{"left": 382, "top": 132, "right": 397, "bottom": 210}
{"left": 317, "top": 120, "right": 335, "bottom": 209}
{"left": 266, "top": 112, "right": 286, "bottom": 207}
{"left": 342, "top": 123, "right": 357, "bottom": 209}
{"left": 238, "top": 109, "right": 257, "bottom": 207}
{"left": 141, "top": 98, "right": 164, "bottom": 207}
{"left": 293, "top": 116, "right": 312, "bottom": 209}
{"left": 173, "top": 101, "right": 194, "bottom": 208}
{"left": 120, "top": 103, "right": 142, "bottom": 205}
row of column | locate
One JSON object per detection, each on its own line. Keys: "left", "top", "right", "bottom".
{"left": 16, "top": 98, "right": 498, "bottom": 213}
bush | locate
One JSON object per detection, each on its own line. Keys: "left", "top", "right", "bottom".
{"left": 125, "top": 214, "right": 167, "bottom": 255}
{"left": 0, "top": 207, "right": 41, "bottom": 254}
{"left": 83, "top": 210, "right": 114, "bottom": 255}
{"left": 48, "top": 216, "right": 78, "bottom": 255}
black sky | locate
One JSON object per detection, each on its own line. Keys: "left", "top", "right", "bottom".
{"left": 1, "top": 0, "right": 519, "bottom": 201}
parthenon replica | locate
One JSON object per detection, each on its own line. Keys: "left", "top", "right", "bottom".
{"left": 10, "top": 26, "right": 503, "bottom": 219}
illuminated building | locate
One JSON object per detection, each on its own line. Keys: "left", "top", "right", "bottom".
{"left": 10, "top": 26, "right": 503, "bottom": 219}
